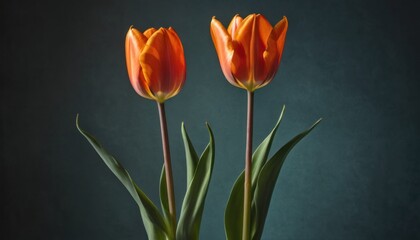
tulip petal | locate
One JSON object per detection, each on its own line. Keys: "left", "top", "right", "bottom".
{"left": 165, "top": 27, "right": 186, "bottom": 99}
{"left": 140, "top": 28, "right": 185, "bottom": 102}
{"left": 210, "top": 17, "right": 240, "bottom": 88}
{"left": 125, "top": 27, "right": 154, "bottom": 99}
{"left": 273, "top": 16, "right": 288, "bottom": 66}
{"left": 227, "top": 14, "right": 243, "bottom": 37}
{"left": 129, "top": 27, "right": 148, "bottom": 50}
{"left": 254, "top": 30, "right": 279, "bottom": 90}
{"left": 255, "top": 16, "right": 288, "bottom": 90}
{"left": 143, "top": 28, "right": 157, "bottom": 39}
{"left": 232, "top": 14, "right": 273, "bottom": 90}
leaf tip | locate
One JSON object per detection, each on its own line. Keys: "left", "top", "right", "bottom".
{"left": 308, "top": 118, "right": 323, "bottom": 131}
{"left": 75, "top": 114, "right": 81, "bottom": 131}
{"left": 204, "top": 121, "right": 210, "bottom": 130}
{"left": 181, "top": 121, "right": 188, "bottom": 135}
{"left": 314, "top": 118, "right": 323, "bottom": 125}
{"left": 205, "top": 122, "right": 214, "bottom": 140}
{"left": 277, "top": 105, "right": 286, "bottom": 123}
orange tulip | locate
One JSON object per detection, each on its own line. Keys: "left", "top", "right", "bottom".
{"left": 210, "top": 14, "right": 288, "bottom": 92}
{"left": 125, "top": 26, "right": 186, "bottom": 103}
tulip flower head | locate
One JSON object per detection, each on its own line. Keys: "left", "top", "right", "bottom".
{"left": 210, "top": 14, "right": 288, "bottom": 92}
{"left": 125, "top": 26, "right": 186, "bottom": 103}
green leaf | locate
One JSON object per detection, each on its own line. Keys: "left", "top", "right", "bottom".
{"left": 176, "top": 123, "right": 215, "bottom": 240}
{"left": 76, "top": 115, "right": 169, "bottom": 240}
{"left": 224, "top": 107, "right": 285, "bottom": 240}
{"left": 251, "top": 105, "right": 285, "bottom": 195}
{"left": 224, "top": 173, "right": 245, "bottom": 240}
{"left": 159, "top": 165, "right": 172, "bottom": 237}
{"left": 251, "top": 119, "right": 322, "bottom": 240}
{"left": 182, "top": 122, "right": 200, "bottom": 186}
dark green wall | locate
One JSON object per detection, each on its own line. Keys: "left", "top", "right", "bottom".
{"left": 2, "top": 0, "right": 419, "bottom": 239}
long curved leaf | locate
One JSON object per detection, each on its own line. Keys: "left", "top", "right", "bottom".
{"left": 224, "top": 173, "right": 245, "bottom": 240}
{"left": 176, "top": 123, "right": 215, "bottom": 240}
{"left": 159, "top": 165, "right": 172, "bottom": 238}
{"left": 224, "top": 107, "right": 285, "bottom": 240}
{"left": 251, "top": 105, "right": 285, "bottom": 194}
{"left": 76, "top": 115, "right": 168, "bottom": 239}
{"left": 251, "top": 119, "right": 322, "bottom": 240}
{"left": 182, "top": 122, "right": 199, "bottom": 186}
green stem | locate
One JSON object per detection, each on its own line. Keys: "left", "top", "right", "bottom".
{"left": 242, "top": 91, "right": 254, "bottom": 240}
{"left": 157, "top": 102, "right": 177, "bottom": 236}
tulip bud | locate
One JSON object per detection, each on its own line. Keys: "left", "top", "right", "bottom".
{"left": 125, "top": 26, "right": 186, "bottom": 102}
{"left": 211, "top": 14, "right": 288, "bottom": 92}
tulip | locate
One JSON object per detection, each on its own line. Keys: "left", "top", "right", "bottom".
{"left": 210, "top": 14, "right": 288, "bottom": 92}
{"left": 125, "top": 26, "right": 187, "bottom": 233}
{"left": 125, "top": 26, "right": 186, "bottom": 103}
{"left": 211, "top": 14, "right": 288, "bottom": 240}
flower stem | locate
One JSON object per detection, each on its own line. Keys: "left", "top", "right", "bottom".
{"left": 242, "top": 91, "right": 254, "bottom": 240}
{"left": 157, "top": 102, "right": 177, "bottom": 235}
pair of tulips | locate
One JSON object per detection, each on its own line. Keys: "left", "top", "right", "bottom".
{"left": 77, "top": 13, "right": 321, "bottom": 240}
{"left": 126, "top": 14, "right": 287, "bottom": 102}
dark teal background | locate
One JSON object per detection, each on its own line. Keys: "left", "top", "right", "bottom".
{"left": 2, "top": 0, "right": 419, "bottom": 239}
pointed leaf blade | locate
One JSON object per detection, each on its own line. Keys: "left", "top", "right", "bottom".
{"left": 224, "top": 106, "right": 285, "bottom": 240}
{"left": 224, "top": 172, "right": 245, "bottom": 240}
{"left": 251, "top": 106, "right": 285, "bottom": 194}
{"left": 76, "top": 115, "right": 168, "bottom": 239}
{"left": 159, "top": 165, "right": 171, "bottom": 228}
{"left": 176, "top": 124, "right": 215, "bottom": 240}
{"left": 251, "top": 119, "right": 322, "bottom": 240}
{"left": 182, "top": 122, "right": 200, "bottom": 185}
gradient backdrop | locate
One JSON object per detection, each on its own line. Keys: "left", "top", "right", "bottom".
{"left": 2, "top": 0, "right": 419, "bottom": 239}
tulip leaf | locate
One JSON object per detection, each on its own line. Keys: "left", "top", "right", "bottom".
{"left": 225, "top": 107, "right": 285, "bottom": 240}
{"left": 76, "top": 115, "right": 168, "bottom": 240}
{"left": 176, "top": 123, "right": 215, "bottom": 240}
{"left": 159, "top": 166, "right": 172, "bottom": 236}
{"left": 182, "top": 122, "right": 200, "bottom": 186}
{"left": 251, "top": 119, "right": 322, "bottom": 240}
{"left": 250, "top": 105, "right": 285, "bottom": 194}
{"left": 224, "top": 173, "right": 245, "bottom": 240}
